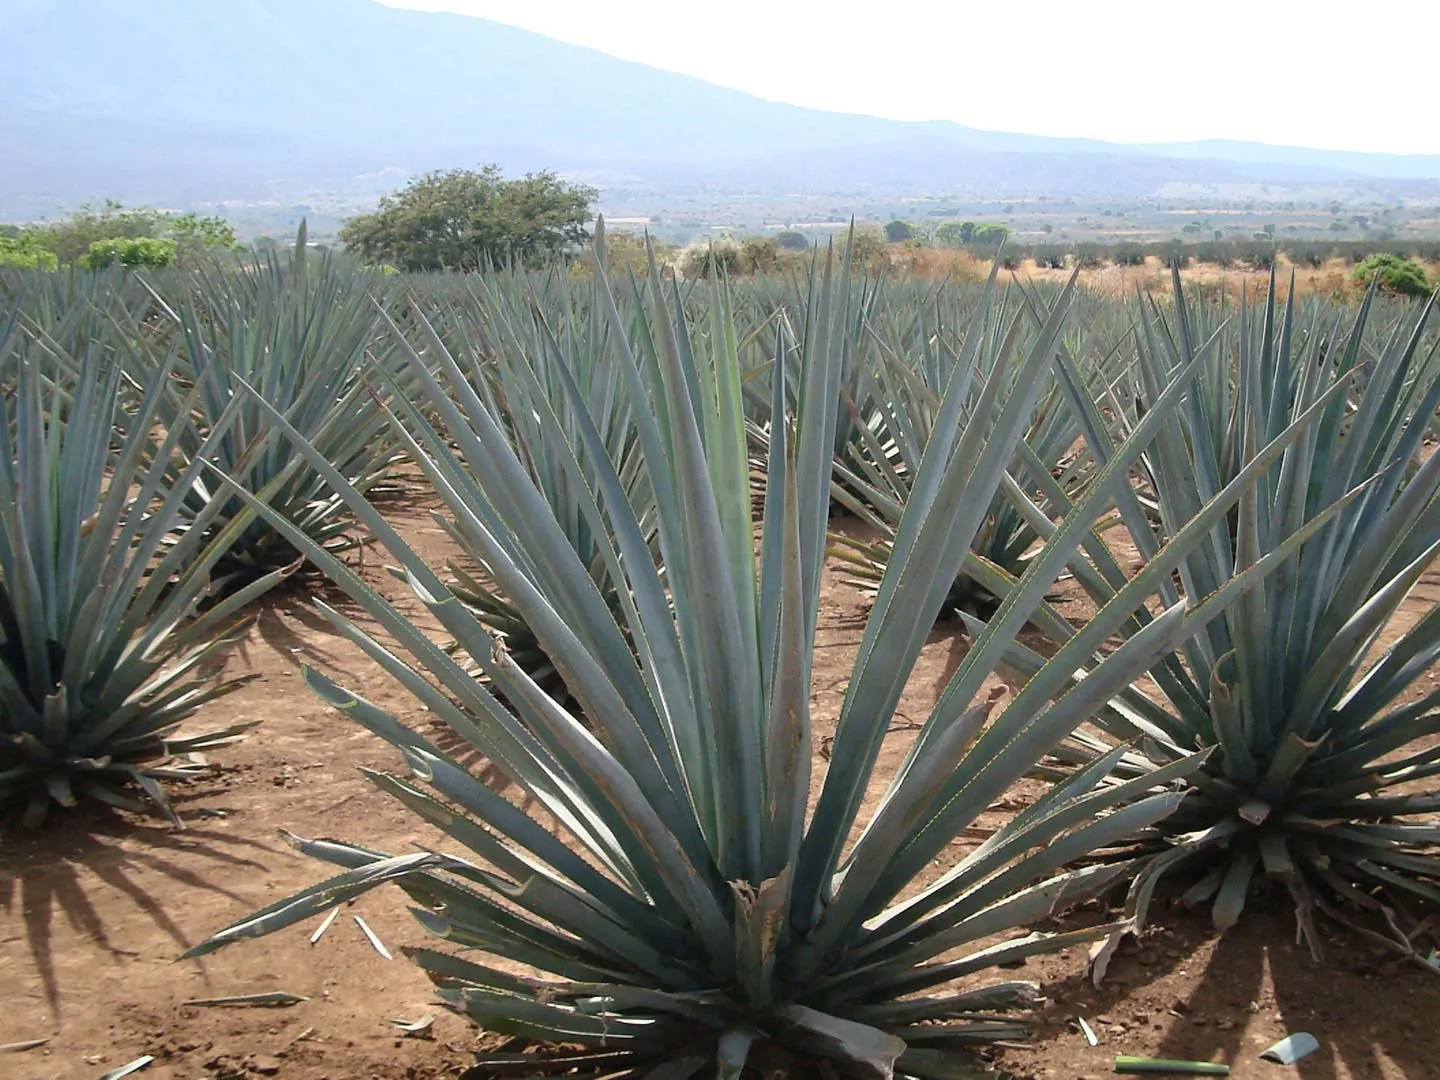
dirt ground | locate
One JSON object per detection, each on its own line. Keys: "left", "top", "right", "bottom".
{"left": 6, "top": 481, "right": 1440, "bottom": 1080}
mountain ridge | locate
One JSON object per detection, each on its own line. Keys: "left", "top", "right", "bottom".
{"left": 3, "top": 0, "right": 1437, "bottom": 215}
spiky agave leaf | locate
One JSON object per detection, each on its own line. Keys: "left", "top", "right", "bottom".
{"left": 1004, "top": 269, "right": 1440, "bottom": 952}
{"left": 188, "top": 240, "right": 1286, "bottom": 1078}
{"left": 0, "top": 320, "right": 287, "bottom": 827}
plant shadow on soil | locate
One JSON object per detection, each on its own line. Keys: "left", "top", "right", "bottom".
{"left": 0, "top": 801, "right": 282, "bottom": 1022}
{"left": 1014, "top": 882, "right": 1440, "bottom": 1080}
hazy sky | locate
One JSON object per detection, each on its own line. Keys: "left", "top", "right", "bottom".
{"left": 381, "top": 0, "right": 1438, "bottom": 156}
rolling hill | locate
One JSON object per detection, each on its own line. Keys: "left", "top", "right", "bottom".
{"left": 2, "top": 0, "right": 1438, "bottom": 214}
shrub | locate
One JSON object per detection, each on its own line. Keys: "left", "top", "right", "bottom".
{"left": 680, "top": 240, "right": 743, "bottom": 279}
{"left": 1033, "top": 245, "right": 1068, "bottom": 270}
{"left": 80, "top": 236, "right": 177, "bottom": 270}
{"left": 1352, "top": 253, "right": 1433, "bottom": 299}
{"left": 739, "top": 236, "right": 781, "bottom": 275}
{"left": 0, "top": 234, "right": 59, "bottom": 270}
{"left": 1111, "top": 243, "right": 1146, "bottom": 267}
{"left": 775, "top": 230, "right": 810, "bottom": 250}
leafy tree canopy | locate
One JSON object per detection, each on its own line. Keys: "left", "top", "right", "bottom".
{"left": 339, "top": 165, "right": 598, "bottom": 272}
{"left": 934, "top": 221, "right": 1010, "bottom": 249}
{"left": 934, "top": 221, "right": 976, "bottom": 247}
{"left": 883, "top": 218, "right": 918, "bottom": 243}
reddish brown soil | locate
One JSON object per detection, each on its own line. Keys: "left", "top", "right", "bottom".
{"left": 5, "top": 487, "right": 1440, "bottom": 1080}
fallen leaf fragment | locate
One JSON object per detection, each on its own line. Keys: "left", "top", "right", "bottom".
{"left": 355, "top": 914, "right": 393, "bottom": 959}
{"left": 390, "top": 1014, "right": 436, "bottom": 1037}
{"left": 184, "top": 992, "right": 308, "bottom": 1007}
{"left": 1259, "top": 1033, "right": 1319, "bottom": 1065}
{"left": 309, "top": 905, "right": 340, "bottom": 945}
{"left": 99, "top": 1056, "right": 155, "bottom": 1080}
{"left": 0, "top": 1038, "right": 50, "bottom": 1054}
{"left": 1114, "top": 1056, "right": 1230, "bottom": 1075}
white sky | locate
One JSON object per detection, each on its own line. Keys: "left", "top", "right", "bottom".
{"left": 381, "top": 0, "right": 1440, "bottom": 156}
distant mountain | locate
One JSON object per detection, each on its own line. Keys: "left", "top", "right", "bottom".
{"left": 2, "top": 0, "right": 1438, "bottom": 214}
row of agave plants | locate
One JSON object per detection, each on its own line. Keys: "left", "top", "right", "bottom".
{"left": 3, "top": 225, "right": 1440, "bottom": 1079}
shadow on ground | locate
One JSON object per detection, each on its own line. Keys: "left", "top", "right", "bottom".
{"left": 1020, "top": 885, "right": 1440, "bottom": 1079}
{"left": 0, "top": 804, "right": 281, "bottom": 1021}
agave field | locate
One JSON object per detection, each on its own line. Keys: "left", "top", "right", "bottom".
{"left": 4, "top": 229, "right": 1440, "bottom": 1080}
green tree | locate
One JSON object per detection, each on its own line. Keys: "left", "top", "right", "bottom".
{"left": 169, "top": 211, "right": 237, "bottom": 257}
{"left": 775, "top": 230, "right": 809, "bottom": 250}
{"left": 934, "top": 221, "right": 977, "bottom": 247}
{"left": 883, "top": 218, "right": 918, "bottom": 243}
{"left": 970, "top": 223, "right": 1011, "bottom": 247}
{"left": 1353, "top": 253, "right": 1433, "bottom": 299}
{"left": 339, "top": 165, "right": 598, "bottom": 272}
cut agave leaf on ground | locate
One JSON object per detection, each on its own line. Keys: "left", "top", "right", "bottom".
{"left": 0, "top": 1038, "right": 50, "bottom": 1053}
{"left": 1077, "top": 1016, "right": 1099, "bottom": 1046}
{"left": 1114, "top": 1057, "right": 1230, "bottom": 1076}
{"left": 183, "top": 992, "right": 308, "bottom": 1007}
{"left": 390, "top": 1014, "right": 436, "bottom": 1035}
{"left": 98, "top": 1056, "right": 155, "bottom": 1080}
{"left": 309, "top": 905, "right": 340, "bottom": 944}
{"left": 354, "top": 914, "right": 393, "bottom": 959}
{"left": 1088, "top": 925, "right": 1127, "bottom": 987}
{"left": 1259, "top": 1033, "right": 1319, "bottom": 1065}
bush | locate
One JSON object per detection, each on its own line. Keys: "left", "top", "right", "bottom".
{"left": 738, "top": 236, "right": 780, "bottom": 274}
{"left": 775, "top": 230, "right": 810, "bottom": 250}
{"left": 0, "top": 234, "right": 59, "bottom": 270}
{"left": 1032, "top": 245, "right": 1067, "bottom": 270}
{"left": 1148, "top": 241, "right": 1191, "bottom": 269}
{"left": 680, "top": 240, "right": 743, "bottom": 279}
{"left": 80, "top": 236, "right": 177, "bottom": 270}
{"left": 1111, "top": 243, "right": 1146, "bottom": 267}
{"left": 844, "top": 222, "right": 889, "bottom": 268}
{"left": 1352, "top": 253, "right": 1433, "bottom": 299}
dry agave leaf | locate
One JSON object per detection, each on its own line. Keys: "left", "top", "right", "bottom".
{"left": 184, "top": 992, "right": 308, "bottom": 1007}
